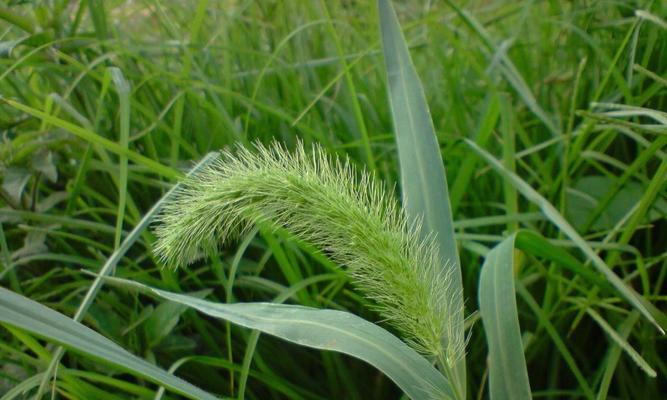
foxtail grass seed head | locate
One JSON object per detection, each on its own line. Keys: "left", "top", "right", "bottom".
{"left": 154, "top": 141, "right": 464, "bottom": 362}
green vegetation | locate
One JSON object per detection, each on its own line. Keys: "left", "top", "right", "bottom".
{"left": 1, "top": 0, "right": 665, "bottom": 399}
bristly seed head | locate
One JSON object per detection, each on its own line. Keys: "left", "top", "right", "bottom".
{"left": 153, "top": 141, "right": 464, "bottom": 363}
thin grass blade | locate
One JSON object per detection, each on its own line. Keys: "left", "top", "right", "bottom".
{"left": 585, "top": 307, "right": 655, "bottom": 377}
{"left": 109, "top": 67, "right": 131, "bottom": 250}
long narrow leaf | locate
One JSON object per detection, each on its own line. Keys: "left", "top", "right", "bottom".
{"left": 108, "top": 277, "right": 455, "bottom": 400}
{"left": 378, "top": 0, "right": 460, "bottom": 275}
{"left": 478, "top": 233, "right": 532, "bottom": 400}
{"left": 0, "top": 287, "right": 218, "bottom": 400}
{"left": 378, "top": 0, "right": 465, "bottom": 395}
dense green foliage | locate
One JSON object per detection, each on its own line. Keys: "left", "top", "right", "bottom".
{"left": 1, "top": 0, "right": 665, "bottom": 399}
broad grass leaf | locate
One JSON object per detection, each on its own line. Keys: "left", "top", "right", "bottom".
{"left": 109, "top": 277, "right": 455, "bottom": 400}
{"left": 378, "top": 0, "right": 460, "bottom": 274}
{"left": 0, "top": 287, "right": 217, "bottom": 400}
{"left": 378, "top": 0, "right": 465, "bottom": 395}
{"left": 478, "top": 233, "right": 531, "bottom": 400}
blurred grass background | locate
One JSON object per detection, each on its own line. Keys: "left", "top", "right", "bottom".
{"left": 1, "top": 0, "right": 665, "bottom": 398}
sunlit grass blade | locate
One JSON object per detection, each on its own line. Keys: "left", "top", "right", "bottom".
{"left": 378, "top": 0, "right": 465, "bottom": 395}
{"left": 0, "top": 287, "right": 217, "bottom": 400}
{"left": 635, "top": 9, "right": 667, "bottom": 29}
{"left": 478, "top": 233, "right": 532, "bottom": 400}
{"left": 105, "top": 276, "right": 455, "bottom": 400}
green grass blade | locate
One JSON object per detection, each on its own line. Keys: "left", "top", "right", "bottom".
{"left": 595, "top": 311, "right": 640, "bottom": 400}
{"left": 237, "top": 274, "right": 343, "bottom": 400}
{"left": 478, "top": 233, "right": 532, "bottom": 400}
{"left": 109, "top": 67, "right": 130, "bottom": 250}
{"left": 584, "top": 307, "right": 655, "bottom": 377}
{"left": 465, "top": 139, "right": 667, "bottom": 334}
{"left": 0, "top": 287, "right": 217, "bottom": 400}
{"left": 108, "top": 277, "right": 455, "bottom": 400}
{"left": 500, "top": 93, "right": 518, "bottom": 231}
{"left": 378, "top": 0, "right": 465, "bottom": 395}
{"left": 88, "top": 0, "right": 109, "bottom": 40}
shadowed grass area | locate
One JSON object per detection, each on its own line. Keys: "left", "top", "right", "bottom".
{"left": 0, "top": 0, "right": 665, "bottom": 399}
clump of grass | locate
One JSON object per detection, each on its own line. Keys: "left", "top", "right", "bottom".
{"left": 154, "top": 141, "right": 464, "bottom": 363}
